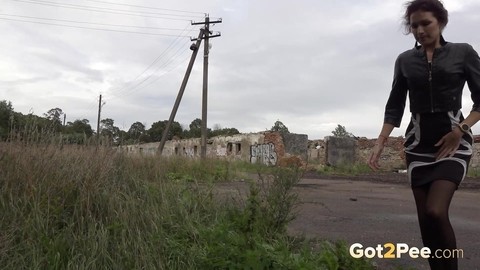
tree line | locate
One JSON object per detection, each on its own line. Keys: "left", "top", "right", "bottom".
{"left": 1, "top": 100, "right": 354, "bottom": 145}
{"left": 0, "top": 100, "right": 240, "bottom": 145}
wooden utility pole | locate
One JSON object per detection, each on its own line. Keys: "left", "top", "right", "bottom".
{"left": 158, "top": 16, "right": 221, "bottom": 156}
{"left": 158, "top": 29, "right": 204, "bottom": 154}
{"left": 201, "top": 17, "right": 210, "bottom": 159}
{"left": 192, "top": 15, "right": 222, "bottom": 159}
{"left": 96, "top": 94, "right": 102, "bottom": 142}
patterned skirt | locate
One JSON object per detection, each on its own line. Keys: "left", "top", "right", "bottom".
{"left": 404, "top": 111, "right": 473, "bottom": 187}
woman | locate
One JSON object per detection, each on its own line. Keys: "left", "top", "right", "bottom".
{"left": 368, "top": 0, "right": 480, "bottom": 269}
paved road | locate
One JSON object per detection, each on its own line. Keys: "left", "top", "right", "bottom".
{"left": 288, "top": 178, "right": 480, "bottom": 269}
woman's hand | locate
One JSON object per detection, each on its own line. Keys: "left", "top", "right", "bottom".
{"left": 434, "top": 129, "right": 463, "bottom": 160}
{"left": 368, "top": 136, "right": 387, "bottom": 171}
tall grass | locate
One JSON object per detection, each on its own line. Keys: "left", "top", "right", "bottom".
{"left": 0, "top": 140, "right": 374, "bottom": 269}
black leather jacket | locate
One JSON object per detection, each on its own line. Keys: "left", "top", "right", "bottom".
{"left": 384, "top": 37, "right": 480, "bottom": 127}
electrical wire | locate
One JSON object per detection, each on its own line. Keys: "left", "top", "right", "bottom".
{"left": 3, "top": 0, "right": 213, "bottom": 127}
{"left": 84, "top": 0, "right": 205, "bottom": 15}
{"left": 108, "top": 39, "right": 191, "bottom": 99}
{"left": 134, "top": 50, "right": 191, "bottom": 93}
{"left": 107, "top": 25, "right": 197, "bottom": 99}
{"left": 0, "top": 13, "right": 188, "bottom": 30}
{"left": 12, "top": 0, "right": 201, "bottom": 20}
{"left": 0, "top": 16, "right": 192, "bottom": 36}
{"left": 115, "top": 39, "right": 192, "bottom": 96}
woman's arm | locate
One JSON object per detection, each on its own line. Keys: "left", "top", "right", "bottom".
{"left": 436, "top": 45, "right": 480, "bottom": 159}
{"left": 368, "top": 123, "right": 395, "bottom": 171}
{"left": 435, "top": 45, "right": 480, "bottom": 159}
{"left": 435, "top": 111, "right": 480, "bottom": 159}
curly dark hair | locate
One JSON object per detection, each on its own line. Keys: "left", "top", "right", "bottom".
{"left": 403, "top": 0, "right": 448, "bottom": 34}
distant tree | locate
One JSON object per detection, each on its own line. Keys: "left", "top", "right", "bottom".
{"left": 210, "top": 127, "right": 240, "bottom": 137}
{"left": 148, "top": 120, "right": 183, "bottom": 141}
{"left": 13, "top": 111, "right": 50, "bottom": 140}
{"left": 185, "top": 118, "right": 203, "bottom": 138}
{"left": 100, "top": 118, "right": 120, "bottom": 144}
{"left": 117, "top": 130, "right": 129, "bottom": 145}
{"left": 128, "top": 121, "right": 146, "bottom": 142}
{"left": 188, "top": 118, "right": 202, "bottom": 138}
{"left": 213, "top": 123, "right": 222, "bottom": 131}
{"left": 138, "top": 133, "right": 152, "bottom": 143}
{"left": 270, "top": 120, "right": 290, "bottom": 134}
{"left": 189, "top": 118, "right": 202, "bottom": 130}
{"left": 331, "top": 124, "right": 354, "bottom": 137}
{"left": 64, "top": 119, "right": 94, "bottom": 137}
{"left": 0, "top": 100, "right": 14, "bottom": 139}
{"left": 44, "top": 108, "right": 64, "bottom": 132}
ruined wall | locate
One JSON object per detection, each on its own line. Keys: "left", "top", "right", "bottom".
{"left": 119, "top": 132, "right": 308, "bottom": 166}
{"left": 282, "top": 133, "right": 308, "bottom": 160}
{"left": 470, "top": 136, "right": 480, "bottom": 168}
{"left": 356, "top": 137, "right": 406, "bottom": 170}
{"left": 308, "top": 136, "right": 480, "bottom": 170}
{"left": 307, "top": 136, "right": 406, "bottom": 170}
{"left": 325, "top": 136, "right": 356, "bottom": 166}
{"left": 308, "top": 140, "right": 326, "bottom": 164}
{"left": 121, "top": 134, "right": 480, "bottom": 169}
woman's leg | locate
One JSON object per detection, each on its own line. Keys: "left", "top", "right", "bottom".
{"left": 412, "top": 180, "right": 458, "bottom": 270}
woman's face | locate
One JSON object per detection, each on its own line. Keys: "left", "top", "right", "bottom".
{"left": 409, "top": 10, "right": 442, "bottom": 49}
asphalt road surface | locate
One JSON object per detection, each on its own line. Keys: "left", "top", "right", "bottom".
{"left": 288, "top": 176, "right": 480, "bottom": 270}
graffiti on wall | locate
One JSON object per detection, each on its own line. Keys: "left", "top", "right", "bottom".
{"left": 250, "top": 143, "right": 277, "bottom": 165}
{"left": 184, "top": 148, "right": 195, "bottom": 158}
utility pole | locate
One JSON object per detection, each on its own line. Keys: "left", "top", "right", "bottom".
{"left": 158, "top": 29, "right": 205, "bottom": 154}
{"left": 192, "top": 15, "right": 222, "bottom": 159}
{"left": 96, "top": 94, "right": 102, "bottom": 143}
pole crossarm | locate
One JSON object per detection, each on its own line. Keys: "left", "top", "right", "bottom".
{"left": 191, "top": 18, "right": 222, "bottom": 25}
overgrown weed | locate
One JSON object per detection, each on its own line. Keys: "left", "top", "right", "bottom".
{"left": 0, "top": 138, "right": 375, "bottom": 269}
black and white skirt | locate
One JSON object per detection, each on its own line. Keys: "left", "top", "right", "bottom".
{"left": 404, "top": 111, "right": 473, "bottom": 187}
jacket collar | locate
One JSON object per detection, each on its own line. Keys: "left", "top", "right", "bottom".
{"left": 414, "top": 35, "right": 447, "bottom": 49}
{"left": 414, "top": 35, "right": 448, "bottom": 56}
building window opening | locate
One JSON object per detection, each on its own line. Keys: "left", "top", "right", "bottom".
{"left": 236, "top": 143, "right": 241, "bottom": 154}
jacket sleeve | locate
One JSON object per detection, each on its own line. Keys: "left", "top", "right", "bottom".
{"left": 384, "top": 55, "right": 408, "bottom": 127}
{"left": 466, "top": 44, "right": 480, "bottom": 112}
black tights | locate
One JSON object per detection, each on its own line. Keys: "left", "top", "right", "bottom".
{"left": 412, "top": 180, "right": 458, "bottom": 270}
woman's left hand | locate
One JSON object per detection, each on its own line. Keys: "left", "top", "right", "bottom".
{"left": 434, "top": 130, "right": 463, "bottom": 160}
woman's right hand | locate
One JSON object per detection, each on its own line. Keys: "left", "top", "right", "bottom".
{"left": 368, "top": 137, "right": 387, "bottom": 171}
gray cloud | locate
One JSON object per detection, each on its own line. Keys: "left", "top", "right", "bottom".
{"left": 2, "top": 0, "right": 480, "bottom": 140}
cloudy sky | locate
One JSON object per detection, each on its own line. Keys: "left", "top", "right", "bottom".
{"left": 2, "top": 0, "right": 480, "bottom": 140}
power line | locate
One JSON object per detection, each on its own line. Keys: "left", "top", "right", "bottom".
{"left": 0, "top": 16, "right": 192, "bottom": 36}
{"left": 108, "top": 25, "right": 195, "bottom": 99}
{"left": 118, "top": 40, "right": 192, "bottom": 96}
{"left": 109, "top": 39, "right": 191, "bottom": 98}
{"left": 84, "top": 0, "right": 205, "bottom": 15}
{"left": 12, "top": 0, "right": 198, "bottom": 21}
{"left": 0, "top": 13, "right": 188, "bottom": 30}
{"left": 133, "top": 52, "right": 191, "bottom": 93}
